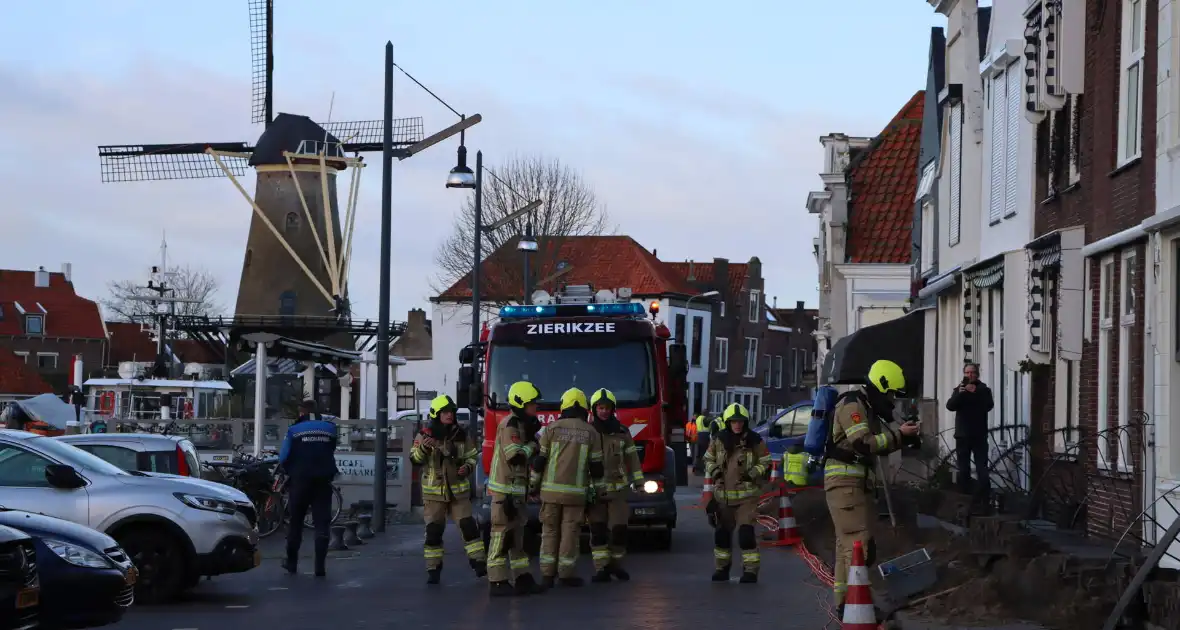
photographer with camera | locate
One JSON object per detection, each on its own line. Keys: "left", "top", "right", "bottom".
{"left": 946, "top": 363, "right": 994, "bottom": 503}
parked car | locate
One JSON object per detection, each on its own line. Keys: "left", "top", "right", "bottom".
{"left": 0, "top": 524, "right": 37, "bottom": 630}
{"left": 752, "top": 401, "right": 823, "bottom": 487}
{"left": 56, "top": 434, "right": 202, "bottom": 479}
{"left": 0, "top": 509, "right": 134, "bottom": 628}
{"left": 0, "top": 430, "right": 259, "bottom": 604}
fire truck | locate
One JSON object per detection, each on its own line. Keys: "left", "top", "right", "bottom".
{"left": 457, "top": 285, "right": 688, "bottom": 551}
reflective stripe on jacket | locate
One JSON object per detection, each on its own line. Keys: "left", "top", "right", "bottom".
{"left": 410, "top": 427, "right": 478, "bottom": 500}
{"left": 488, "top": 414, "right": 537, "bottom": 497}
{"left": 704, "top": 429, "right": 771, "bottom": 504}
{"left": 532, "top": 416, "right": 603, "bottom": 505}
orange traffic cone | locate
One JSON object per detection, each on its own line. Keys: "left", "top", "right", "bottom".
{"left": 841, "top": 540, "right": 877, "bottom": 629}
{"left": 772, "top": 486, "right": 801, "bottom": 546}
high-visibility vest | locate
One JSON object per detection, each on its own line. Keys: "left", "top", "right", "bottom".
{"left": 685, "top": 421, "right": 698, "bottom": 443}
{"left": 784, "top": 448, "right": 809, "bottom": 486}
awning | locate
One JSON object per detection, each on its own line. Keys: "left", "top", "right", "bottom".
{"left": 821, "top": 309, "right": 925, "bottom": 394}
{"left": 1033, "top": 243, "right": 1061, "bottom": 267}
{"left": 968, "top": 261, "right": 1005, "bottom": 288}
{"left": 917, "top": 266, "right": 961, "bottom": 299}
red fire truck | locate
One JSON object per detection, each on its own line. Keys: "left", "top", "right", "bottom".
{"left": 458, "top": 285, "right": 688, "bottom": 550}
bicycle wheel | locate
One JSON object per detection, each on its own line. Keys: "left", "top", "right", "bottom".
{"left": 305, "top": 485, "right": 344, "bottom": 528}
{"left": 256, "top": 491, "right": 287, "bottom": 538}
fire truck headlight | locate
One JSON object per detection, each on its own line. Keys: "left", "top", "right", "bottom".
{"left": 643, "top": 480, "right": 660, "bottom": 494}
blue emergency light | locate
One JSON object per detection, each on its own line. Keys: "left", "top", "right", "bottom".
{"left": 498, "top": 302, "right": 645, "bottom": 319}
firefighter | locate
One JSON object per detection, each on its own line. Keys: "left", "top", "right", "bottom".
{"left": 279, "top": 400, "right": 338, "bottom": 577}
{"left": 824, "top": 359, "right": 921, "bottom": 612}
{"left": 703, "top": 403, "right": 770, "bottom": 583}
{"left": 531, "top": 387, "right": 604, "bottom": 588}
{"left": 587, "top": 388, "right": 643, "bottom": 583}
{"left": 410, "top": 394, "right": 487, "bottom": 584}
{"left": 485, "top": 381, "right": 546, "bottom": 597}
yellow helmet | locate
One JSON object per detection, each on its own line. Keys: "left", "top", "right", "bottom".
{"left": 590, "top": 388, "right": 617, "bottom": 409}
{"left": 428, "top": 394, "right": 458, "bottom": 420}
{"left": 868, "top": 360, "right": 906, "bottom": 395}
{"left": 559, "top": 388, "right": 588, "bottom": 412}
{"left": 508, "top": 381, "right": 542, "bottom": 409}
{"left": 722, "top": 403, "right": 749, "bottom": 424}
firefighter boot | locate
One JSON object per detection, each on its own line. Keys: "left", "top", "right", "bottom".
{"left": 515, "top": 573, "right": 545, "bottom": 596}
{"left": 739, "top": 571, "right": 758, "bottom": 584}
{"left": 711, "top": 565, "right": 731, "bottom": 582}
{"left": 609, "top": 564, "right": 630, "bottom": 582}
{"left": 559, "top": 576, "right": 585, "bottom": 587}
{"left": 427, "top": 564, "right": 442, "bottom": 585}
{"left": 313, "top": 536, "right": 328, "bottom": 577}
{"left": 591, "top": 568, "right": 612, "bottom": 583}
{"left": 489, "top": 581, "right": 515, "bottom": 597}
{"left": 541, "top": 575, "right": 556, "bottom": 590}
{"left": 469, "top": 558, "right": 487, "bottom": 578}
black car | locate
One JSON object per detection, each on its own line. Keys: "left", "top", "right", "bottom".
{"left": 0, "top": 510, "right": 134, "bottom": 629}
{"left": 0, "top": 524, "right": 37, "bottom": 630}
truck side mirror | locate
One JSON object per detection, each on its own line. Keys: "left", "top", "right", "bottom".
{"left": 457, "top": 366, "right": 474, "bottom": 408}
{"left": 458, "top": 346, "right": 475, "bottom": 365}
{"left": 469, "top": 381, "right": 484, "bottom": 409}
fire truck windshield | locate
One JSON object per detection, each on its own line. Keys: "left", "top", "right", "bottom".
{"left": 486, "top": 341, "right": 657, "bottom": 409}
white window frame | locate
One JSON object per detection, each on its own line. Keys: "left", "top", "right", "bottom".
{"left": 23, "top": 315, "right": 44, "bottom": 336}
{"left": 36, "top": 353, "right": 58, "bottom": 369}
{"left": 774, "top": 355, "right": 784, "bottom": 389}
{"left": 714, "top": 337, "right": 729, "bottom": 373}
{"left": 12, "top": 351, "right": 28, "bottom": 364}
{"left": 1053, "top": 356, "right": 1082, "bottom": 452}
{"left": 709, "top": 390, "right": 724, "bottom": 414}
{"left": 748, "top": 290, "right": 760, "bottom": 323}
{"left": 762, "top": 353, "right": 772, "bottom": 388}
{"left": 743, "top": 337, "right": 758, "bottom": 377}
{"left": 1117, "top": 0, "right": 1145, "bottom": 165}
{"left": 920, "top": 200, "right": 935, "bottom": 272}
{"left": 719, "top": 301, "right": 726, "bottom": 318}
{"left": 1116, "top": 250, "right": 1136, "bottom": 470}
{"left": 948, "top": 103, "right": 963, "bottom": 246}
{"left": 1097, "top": 256, "right": 1116, "bottom": 467}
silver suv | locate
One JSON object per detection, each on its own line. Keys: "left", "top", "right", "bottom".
{"left": 0, "top": 430, "right": 259, "bottom": 604}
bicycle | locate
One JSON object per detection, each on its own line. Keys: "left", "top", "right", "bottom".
{"left": 272, "top": 471, "right": 345, "bottom": 530}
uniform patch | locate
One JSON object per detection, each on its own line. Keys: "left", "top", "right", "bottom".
{"left": 510, "top": 433, "right": 521, "bottom": 444}
{"left": 850, "top": 412, "right": 863, "bottom": 424}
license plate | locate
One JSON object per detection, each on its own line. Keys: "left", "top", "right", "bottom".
{"left": 125, "top": 567, "right": 138, "bottom": 586}
{"left": 15, "top": 587, "right": 38, "bottom": 609}
{"left": 253, "top": 549, "right": 262, "bottom": 567}
{"left": 633, "top": 508, "right": 656, "bottom": 516}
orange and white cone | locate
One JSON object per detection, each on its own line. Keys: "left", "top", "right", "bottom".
{"left": 773, "top": 486, "right": 801, "bottom": 546}
{"left": 769, "top": 453, "right": 782, "bottom": 485}
{"left": 841, "top": 540, "right": 877, "bottom": 629}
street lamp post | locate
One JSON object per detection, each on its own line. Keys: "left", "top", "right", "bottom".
{"left": 517, "top": 221, "right": 537, "bottom": 304}
{"left": 682, "top": 290, "right": 721, "bottom": 341}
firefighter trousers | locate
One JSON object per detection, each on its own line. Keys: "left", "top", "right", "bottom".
{"left": 487, "top": 495, "right": 531, "bottom": 583}
{"left": 587, "top": 494, "right": 629, "bottom": 571}
{"left": 826, "top": 484, "right": 874, "bottom": 606}
{"left": 713, "top": 498, "right": 760, "bottom": 574}
{"left": 423, "top": 497, "right": 486, "bottom": 571}
{"left": 539, "top": 502, "right": 584, "bottom": 578}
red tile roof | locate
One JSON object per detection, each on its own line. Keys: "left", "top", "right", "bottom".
{"left": 105, "top": 321, "right": 222, "bottom": 366}
{"left": 846, "top": 91, "right": 924, "bottom": 264}
{"left": 0, "top": 349, "right": 53, "bottom": 396}
{"left": 665, "top": 262, "right": 749, "bottom": 298}
{"left": 0, "top": 269, "right": 106, "bottom": 339}
{"left": 436, "top": 236, "right": 698, "bottom": 301}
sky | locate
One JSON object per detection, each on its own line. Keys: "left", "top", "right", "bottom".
{"left": 0, "top": 1, "right": 943, "bottom": 322}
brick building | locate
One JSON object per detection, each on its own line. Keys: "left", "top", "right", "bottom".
{"left": 768, "top": 302, "right": 820, "bottom": 403}
{"left": 1026, "top": 0, "right": 1154, "bottom": 538}
{"left": 0, "top": 266, "right": 107, "bottom": 393}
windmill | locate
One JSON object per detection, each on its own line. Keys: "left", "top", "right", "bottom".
{"left": 96, "top": 0, "right": 426, "bottom": 325}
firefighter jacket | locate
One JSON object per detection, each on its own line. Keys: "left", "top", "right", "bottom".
{"left": 488, "top": 412, "right": 540, "bottom": 498}
{"left": 590, "top": 415, "right": 644, "bottom": 496}
{"left": 824, "top": 389, "right": 903, "bottom": 489}
{"left": 531, "top": 411, "right": 605, "bottom": 505}
{"left": 704, "top": 428, "right": 770, "bottom": 504}
{"left": 410, "top": 422, "right": 478, "bottom": 501}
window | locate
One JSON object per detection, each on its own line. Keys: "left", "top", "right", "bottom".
{"left": 24, "top": 315, "right": 43, "bottom": 336}
{"left": 1119, "top": 0, "right": 1145, "bottom": 164}
{"left": 748, "top": 290, "right": 760, "bottom": 323}
{"left": 987, "top": 70, "right": 1007, "bottom": 223}
{"left": 1116, "top": 250, "right": 1137, "bottom": 469}
{"left": 949, "top": 103, "right": 963, "bottom": 246}
{"left": 774, "top": 355, "right": 784, "bottom": 389}
{"left": 284, "top": 211, "right": 300, "bottom": 234}
{"left": 0, "top": 444, "right": 54, "bottom": 487}
{"left": 1054, "top": 358, "right": 1081, "bottom": 450}
{"left": 486, "top": 342, "right": 656, "bottom": 408}
{"left": 920, "top": 201, "right": 934, "bottom": 272}
{"left": 709, "top": 390, "right": 724, "bottom": 414}
{"left": 1004, "top": 62, "right": 1020, "bottom": 217}
{"left": 75, "top": 445, "right": 139, "bottom": 472}
{"left": 715, "top": 338, "right": 729, "bottom": 372}
{"left": 1097, "top": 257, "right": 1116, "bottom": 464}
{"left": 396, "top": 382, "right": 415, "bottom": 411}
{"left": 690, "top": 316, "right": 703, "bottom": 367}
{"left": 36, "top": 353, "right": 57, "bottom": 369}
{"left": 693, "top": 382, "right": 704, "bottom": 417}
{"left": 762, "top": 354, "right": 771, "bottom": 387}
{"left": 719, "top": 301, "right": 726, "bottom": 318}
{"left": 743, "top": 338, "right": 758, "bottom": 377}
{"left": 13, "top": 352, "right": 27, "bottom": 364}
{"left": 279, "top": 291, "right": 296, "bottom": 316}
{"left": 675, "top": 313, "right": 686, "bottom": 343}
{"left": 773, "top": 406, "right": 813, "bottom": 438}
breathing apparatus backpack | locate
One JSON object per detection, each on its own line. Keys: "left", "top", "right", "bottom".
{"left": 802, "top": 385, "right": 874, "bottom": 470}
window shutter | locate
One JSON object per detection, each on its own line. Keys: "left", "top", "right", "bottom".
{"left": 1005, "top": 63, "right": 1022, "bottom": 216}
{"left": 949, "top": 104, "right": 963, "bottom": 245}
{"left": 989, "top": 74, "right": 1006, "bottom": 223}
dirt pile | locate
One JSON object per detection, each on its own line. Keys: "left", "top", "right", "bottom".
{"left": 790, "top": 487, "right": 1125, "bottom": 630}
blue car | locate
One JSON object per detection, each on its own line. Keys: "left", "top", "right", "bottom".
{"left": 0, "top": 509, "right": 135, "bottom": 629}
{"left": 752, "top": 401, "right": 823, "bottom": 487}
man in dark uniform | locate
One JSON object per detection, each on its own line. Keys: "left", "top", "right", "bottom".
{"left": 279, "top": 399, "right": 339, "bottom": 577}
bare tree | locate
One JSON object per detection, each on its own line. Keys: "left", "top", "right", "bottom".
{"left": 432, "top": 154, "right": 612, "bottom": 302}
{"left": 102, "top": 265, "right": 224, "bottom": 323}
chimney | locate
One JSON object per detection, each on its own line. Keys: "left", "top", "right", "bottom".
{"left": 796, "top": 300, "right": 805, "bottom": 311}
{"left": 652, "top": 248, "right": 657, "bottom": 258}
{"left": 61, "top": 263, "right": 72, "bottom": 283}
{"left": 773, "top": 296, "right": 778, "bottom": 309}
{"left": 712, "top": 258, "right": 730, "bottom": 295}
{"left": 686, "top": 261, "right": 696, "bottom": 282}
{"left": 34, "top": 266, "right": 50, "bottom": 288}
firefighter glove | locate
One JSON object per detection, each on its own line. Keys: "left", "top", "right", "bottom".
{"left": 457, "top": 464, "right": 472, "bottom": 478}
{"left": 420, "top": 436, "right": 438, "bottom": 449}
{"left": 705, "top": 498, "right": 719, "bottom": 515}
{"left": 501, "top": 499, "right": 517, "bottom": 521}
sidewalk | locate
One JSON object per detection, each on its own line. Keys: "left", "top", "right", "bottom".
{"left": 258, "top": 524, "right": 422, "bottom": 560}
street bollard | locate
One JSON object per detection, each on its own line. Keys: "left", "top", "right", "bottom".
{"left": 342, "top": 521, "right": 364, "bottom": 546}
{"left": 356, "top": 514, "right": 375, "bottom": 539}
{"left": 328, "top": 525, "right": 349, "bottom": 551}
